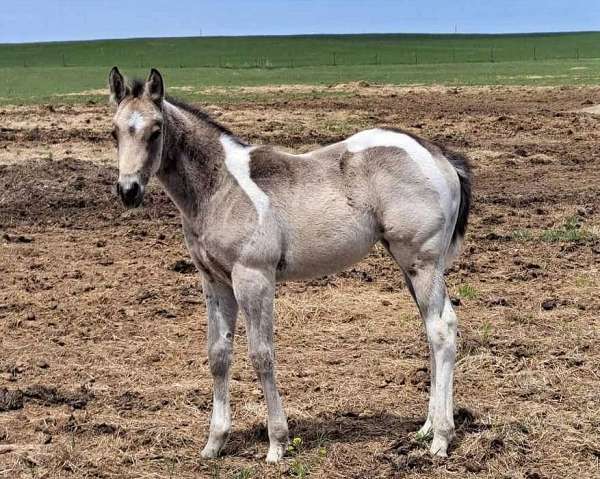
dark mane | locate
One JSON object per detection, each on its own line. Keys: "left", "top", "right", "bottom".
{"left": 166, "top": 96, "right": 240, "bottom": 139}
{"left": 127, "top": 78, "right": 146, "bottom": 98}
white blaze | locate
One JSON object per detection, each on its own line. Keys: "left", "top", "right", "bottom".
{"left": 128, "top": 111, "right": 145, "bottom": 131}
{"left": 345, "top": 128, "right": 455, "bottom": 219}
{"left": 220, "top": 134, "right": 270, "bottom": 223}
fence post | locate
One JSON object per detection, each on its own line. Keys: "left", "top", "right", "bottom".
{"left": 414, "top": 52, "right": 418, "bottom": 64}
{"left": 332, "top": 52, "right": 337, "bottom": 66}
{"left": 576, "top": 48, "right": 580, "bottom": 60}
{"left": 62, "top": 53, "right": 66, "bottom": 67}
{"left": 533, "top": 47, "right": 537, "bottom": 61}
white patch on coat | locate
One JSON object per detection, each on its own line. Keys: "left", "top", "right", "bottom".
{"left": 220, "top": 134, "right": 270, "bottom": 222}
{"left": 345, "top": 129, "right": 455, "bottom": 219}
{"left": 128, "top": 111, "right": 145, "bottom": 131}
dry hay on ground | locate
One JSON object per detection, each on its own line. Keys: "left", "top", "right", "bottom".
{"left": 1, "top": 85, "right": 600, "bottom": 478}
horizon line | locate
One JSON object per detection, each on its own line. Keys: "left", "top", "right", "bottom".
{"left": 2, "top": 30, "right": 599, "bottom": 46}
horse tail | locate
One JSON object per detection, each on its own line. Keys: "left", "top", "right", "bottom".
{"left": 445, "top": 149, "right": 472, "bottom": 266}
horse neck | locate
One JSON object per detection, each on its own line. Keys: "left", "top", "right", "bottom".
{"left": 156, "top": 101, "right": 224, "bottom": 223}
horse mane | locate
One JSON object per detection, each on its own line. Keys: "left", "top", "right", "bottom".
{"left": 165, "top": 96, "right": 239, "bottom": 139}
{"left": 127, "top": 78, "right": 146, "bottom": 98}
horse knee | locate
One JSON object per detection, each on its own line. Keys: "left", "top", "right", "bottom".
{"left": 249, "top": 344, "right": 274, "bottom": 374}
{"left": 208, "top": 340, "right": 232, "bottom": 377}
{"left": 427, "top": 316, "right": 457, "bottom": 351}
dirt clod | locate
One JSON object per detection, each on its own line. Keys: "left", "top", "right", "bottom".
{"left": 22, "top": 384, "right": 91, "bottom": 409}
{"left": 486, "top": 296, "right": 509, "bottom": 307}
{"left": 454, "top": 407, "right": 476, "bottom": 428}
{"left": 0, "top": 389, "right": 24, "bottom": 412}
{"left": 525, "top": 472, "right": 547, "bottom": 479}
{"left": 541, "top": 299, "right": 558, "bottom": 310}
{"left": 91, "top": 423, "right": 122, "bottom": 436}
{"left": 36, "top": 360, "right": 49, "bottom": 369}
{"left": 2, "top": 233, "right": 33, "bottom": 243}
{"left": 169, "top": 259, "right": 196, "bottom": 274}
{"left": 410, "top": 368, "right": 429, "bottom": 390}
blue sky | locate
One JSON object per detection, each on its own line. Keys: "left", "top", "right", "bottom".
{"left": 2, "top": 0, "right": 599, "bottom": 43}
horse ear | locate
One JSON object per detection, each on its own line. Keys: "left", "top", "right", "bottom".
{"left": 145, "top": 68, "right": 164, "bottom": 102}
{"left": 108, "top": 66, "right": 126, "bottom": 105}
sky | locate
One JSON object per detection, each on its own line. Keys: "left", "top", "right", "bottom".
{"left": 1, "top": 0, "right": 599, "bottom": 43}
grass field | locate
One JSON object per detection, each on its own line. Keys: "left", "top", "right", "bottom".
{"left": 3, "top": 32, "right": 600, "bottom": 68}
{"left": 1, "top": 32, "right": 600, "bottom": 104}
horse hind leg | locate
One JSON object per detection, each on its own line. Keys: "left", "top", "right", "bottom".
{"left": 386, "top": 238, "right": 458, "bottom": 457}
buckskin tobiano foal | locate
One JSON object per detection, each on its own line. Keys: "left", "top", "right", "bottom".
{"left": 108, "top": 67, "right": 472, "bottom": 463}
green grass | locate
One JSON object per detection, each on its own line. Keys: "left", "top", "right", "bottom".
{"left": 511, "top": 229, "right": 534, "bottom": 241}
{"left": 540, "top": 216, "right": 597, "bottom": 242}
{"left": 3, "top": 32, "right": 600, "bottom": 69}
{"left": 511, "top": 216, "right": 598, "bottom": 243}
{"left": 232, "top": 467, "right": 255, "bottom": 479}
{"left": 480, "top": 320, "right": 494, "bottom": 346}
{"left": 458, "top": 284, "right": 479, "bottom": 300}
{"left": 2, "top": 59, "right": 600, "bottom": 105}
{"left": 289, "top": 459, "right": 310, "bottom": 478}
{"left": 1, "top": 32, "right": 600, "bottom": 104}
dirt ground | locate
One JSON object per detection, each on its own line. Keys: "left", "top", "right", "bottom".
{"left": 1, "top": 84, "right": 600, "bottom": 479}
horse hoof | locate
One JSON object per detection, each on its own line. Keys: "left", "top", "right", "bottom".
{"left": 429, "top": 436, "right": 449, "bottom": 458}
{"left": 266, "top": 444, "right": 286, "bottom": 464}
{"left": 200, "top": 445, "right": 221, "bottom": 459}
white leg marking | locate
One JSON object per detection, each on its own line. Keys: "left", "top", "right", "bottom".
{"left": 345, "top": 129, "right": 456, "bottom": 221}
{"left": 128, "top": 111, "right": 145, "bottom": 131}
{"left": 201, "top": 279, "right": 238, "bottom": 459}
{"left": 220, "top": 134, "right": 270, "bottom": 223}
{"left": 425, "top": 294, "right": 457, "bottom": 457}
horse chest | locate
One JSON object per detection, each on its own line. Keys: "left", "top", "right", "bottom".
{"left": 183, "top": 226, "right": 232, "bottom": 282}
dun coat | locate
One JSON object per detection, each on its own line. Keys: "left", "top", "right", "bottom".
{"left": 108, "top": 67, "right": 472, "bottom": 463}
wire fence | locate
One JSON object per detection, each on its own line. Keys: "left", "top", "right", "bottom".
{"left": 4, "top": 47, "right": 599, "bottom": 69}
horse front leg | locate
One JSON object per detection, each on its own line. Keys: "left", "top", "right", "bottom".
{"left": 232, "top": 264, "right": 289, "bottom": 464}
{"left": 200, "top": 276, "right": 239, "bottom": 459}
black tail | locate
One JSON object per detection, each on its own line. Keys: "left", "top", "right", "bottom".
{"left": 446, "top": 149, "right": 472, "bottom": 248}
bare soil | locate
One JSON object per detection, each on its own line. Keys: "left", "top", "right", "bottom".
{"left": 1, "top": 84, "right": 600, "bottom": 478}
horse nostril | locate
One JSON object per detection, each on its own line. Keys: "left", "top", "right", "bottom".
{"left": 118, "top": 181, "right": 142, "bottom": 207}
{"left": 128, "top": 182, "right": 140, "bottom": 198}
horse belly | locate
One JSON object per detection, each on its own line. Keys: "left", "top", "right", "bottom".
{"left": 277, "top": 211, "right": 378, "bottom": 281}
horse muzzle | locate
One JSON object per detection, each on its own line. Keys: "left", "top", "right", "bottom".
{"left": 117, "top": 178, "right": 144, "bottom": 208}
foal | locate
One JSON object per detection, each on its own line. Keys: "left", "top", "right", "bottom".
{"left": 108, "top": 67, "right": 472, "bottom": 463}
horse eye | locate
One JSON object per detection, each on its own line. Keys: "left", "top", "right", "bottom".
{"left": 149, "top": 129, "right": 161, "bottom": 142}
{"left": 111, "top": 129, "right": 118, "bottom": 142}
